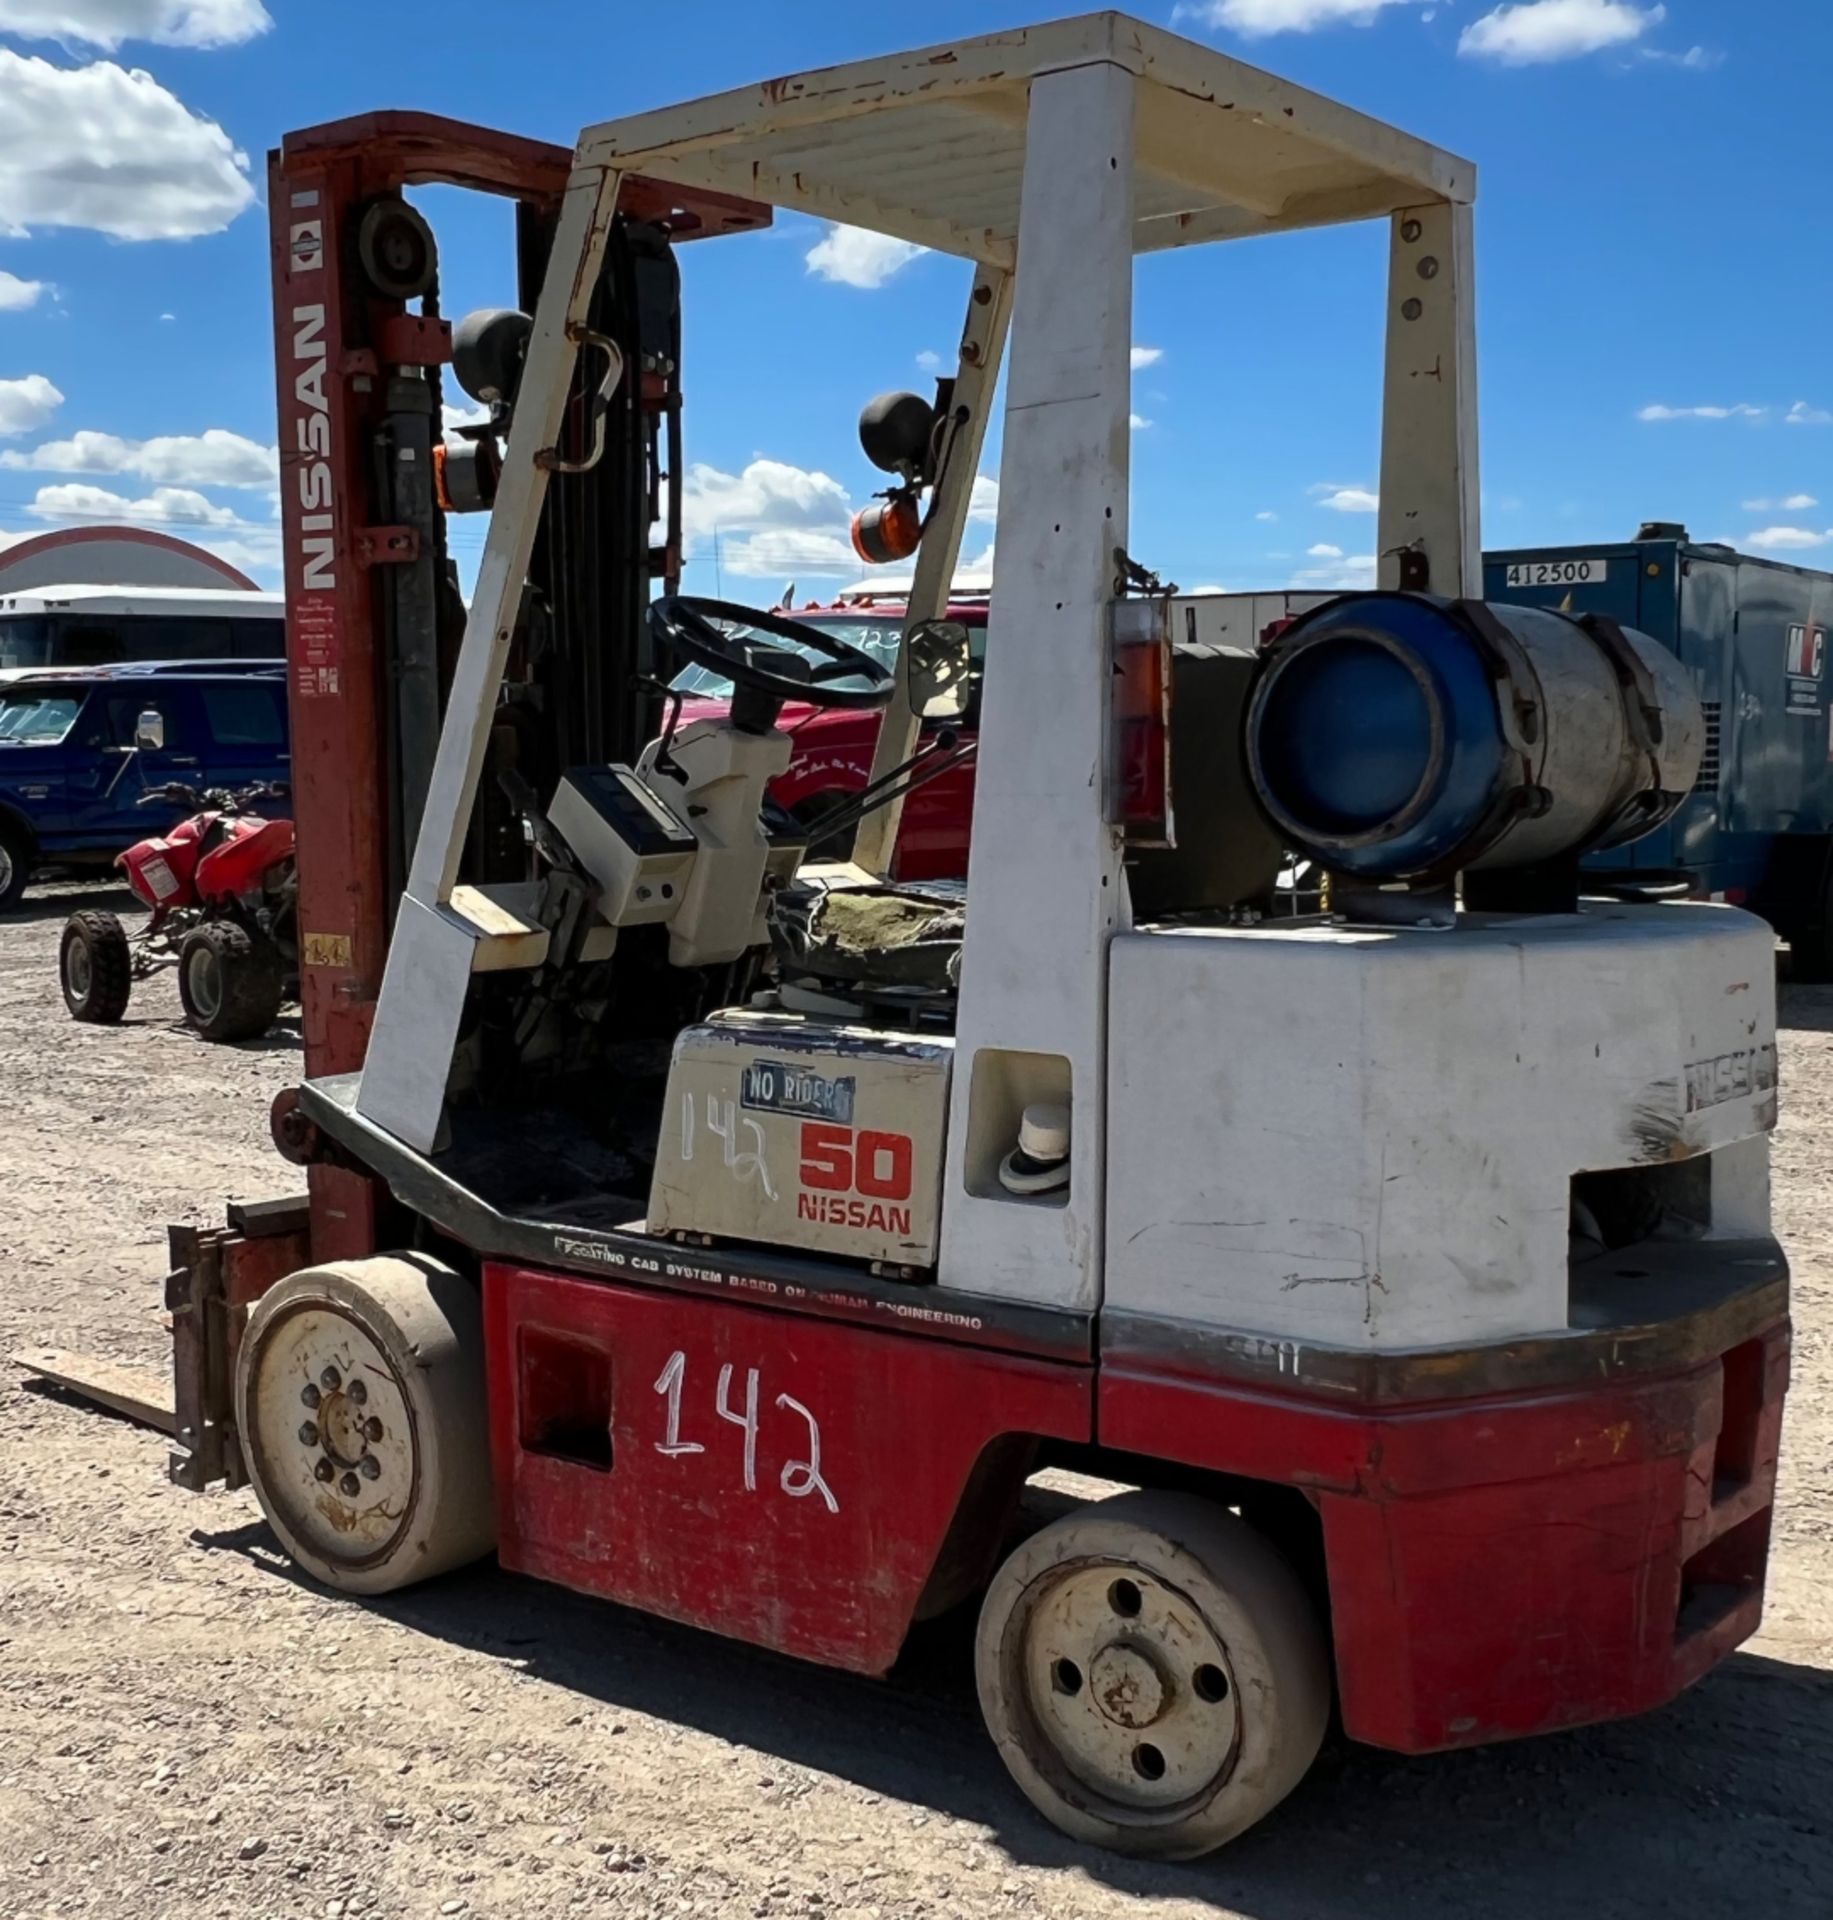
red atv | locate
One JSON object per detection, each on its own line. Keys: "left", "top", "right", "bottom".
{"left": 59, "top": 780, "right": 299, "bottom": 1043}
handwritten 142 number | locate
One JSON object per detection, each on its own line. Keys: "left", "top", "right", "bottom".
{"left": 652, "top": 1349, "right": 839, "bottom": 1514}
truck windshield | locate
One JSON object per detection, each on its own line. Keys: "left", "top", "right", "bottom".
{"left": 669, "top": 616, "right": 908, "bottom": 699}
{"left": 0, "top": 690, "right": 82, "bottom": 744}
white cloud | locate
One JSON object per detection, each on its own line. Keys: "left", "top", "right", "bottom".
{"left": 158, "top": 310, "right": 175, "bottom": 321}
{"left": 1460, "top": 1, "right": 1664, "bottom": 64}
{"left": 681, "top": 456, "right": 859, "bottom": 579}
{"left": 677, "top": 455, "right": 1004, "bottom": 583}
{"left": 1786, "top": 401, "right": 1833, "bottom": 427}
{"left": 1638, "top": 402, "right": 1765, "bottom": 421}
{"left": 441, "top": 400, "right": 491, "bottom": 432}
{"left": 27, "top": 481, "right": 241, "bottom": 528}
{"left": 0, "top": 372, "right": 62, "bottom": 435}
{"left": 0, "top": 0, "right": 271, "bottom": 46}
{"left": 1313, "top": 484, "right": 1379, "bottom": 512}
{"left": 1641, "top": 42, "right": 1721, "bottom": 68}
{"left": 16, "top": 481, "right": 280, "bottom": 579}
{"left": 0, "top": 425, "right": 275, "bottom": 486}
{"left": 914, "top": 349, "right": 942, "bottom": 373}
{"left": 1742, "top": 494, "right": 1818, "bottom": 513}
{"left": 1745, "top": 525, "right": 1832, "bottom": 552}
{"left": 1183, "top": 582, "right": 1228, "bottom": 595}
{"left": 1181, "top": 0, "right": 1424, "bottom": 35}
{"left": 1129, "top": 413, "right": 1153, "bottom": 431}
{"left": 682, "top": 457, "right": 850, "bottom": 539}
{"left": 0, "top": 52, "right": 254, "bottom": 240}
{"left": 0, "top": 269, "right": 48, "bottom": 310}
{"left": 1292, "top": 551, "right": 1378, "bottom": 589}
{"left": 1130, "top": 345, "right": 1164, "bottom": 370}
{"left": 1307, "top": 542, "right": 1345, "bottom": 559}
{"left": 1255, "top": 510, "right": 1279, "bottom": 523}
{"left": 805, "top": 224, "right": 926, "bottom": 290}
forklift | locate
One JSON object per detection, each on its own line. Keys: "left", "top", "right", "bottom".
{"left": 166, "top": 16, "right": 1789, "bottom": 1859}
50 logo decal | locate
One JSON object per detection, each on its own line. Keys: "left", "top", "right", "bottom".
{"left": 796, "top": 1122, "right": 915, "bottom": 1235}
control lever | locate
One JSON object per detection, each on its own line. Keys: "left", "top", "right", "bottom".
{"left": 497, "top": 767, "right": 586, "bottom": 877}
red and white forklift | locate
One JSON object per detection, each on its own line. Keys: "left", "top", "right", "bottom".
{"left": 166, "top": 15, "right": 1789, "bottom": 1859}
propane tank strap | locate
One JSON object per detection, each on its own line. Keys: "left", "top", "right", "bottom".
{"left": 1575, "top": 610, "right": 1667, "bottom": 795}
{"left": 1451, "top": 598, "right": 1544, "bottom": 752}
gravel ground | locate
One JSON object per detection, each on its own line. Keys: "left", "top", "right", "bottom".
{"left": 3, "top": 880, "right": 1830, "bottom": 1920}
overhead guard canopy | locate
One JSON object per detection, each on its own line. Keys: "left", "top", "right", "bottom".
{"left": 573, "top": 10, "right": 1474, "bottom": 268}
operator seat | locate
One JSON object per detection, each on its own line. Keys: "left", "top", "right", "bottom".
{"left": 766, "top": 646, "right": 1284, "bottom": 1017}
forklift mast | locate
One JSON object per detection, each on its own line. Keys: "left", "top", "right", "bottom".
{"left": 267, "top": 112, "right": 765, "bottom": 1259}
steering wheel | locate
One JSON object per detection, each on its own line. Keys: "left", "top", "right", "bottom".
{"left": 648, "top": 596, "right": 895, "bottom": 711}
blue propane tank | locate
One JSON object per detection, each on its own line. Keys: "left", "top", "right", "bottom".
{"left": 1245, "top": 594, "right": 1704, "bottom": 880}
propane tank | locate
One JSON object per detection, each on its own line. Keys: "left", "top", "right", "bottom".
{"left": 1245, "top": 594, "right": 1703, "bottom": 880}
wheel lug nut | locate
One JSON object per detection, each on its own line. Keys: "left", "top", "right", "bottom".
{"left": 360, "top": 1455, "right": 381, "bottom": 1481}
{"left": 339, "top": 1472, "right": 361, "bottom": 1497}
{"left": 319, "top": 1366, "right": 342, "bottom": 1391}
{"left": 313, "top": 1459, "right": 335, "bottom": 1483}
{"left": 363, "top": 1417, "right": 384, "bottom": 1443}
{"left": 348, "top": 1379, "right": 368, "bottom": 1406}
{"left": 301, "top": 1384, "right": 321, "bottom": 1410}
{"left": 298, "top": 1422, "right": 319, "bottom": 1447}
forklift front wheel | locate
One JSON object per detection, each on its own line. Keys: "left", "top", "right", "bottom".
{"left": 235, "top": 1256, "right": 496, "bottom": 1595}
{"left": 975, "top": 1491, "right": 1329, "bottom": 1859}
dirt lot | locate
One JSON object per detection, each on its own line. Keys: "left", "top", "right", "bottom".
{"left": 3, "top": 879, "right": 1831, "bottom": 1920}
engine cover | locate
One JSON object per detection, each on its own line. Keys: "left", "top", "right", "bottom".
{"left": 648, "top": 1010, "right": 953, "bottom": 1268}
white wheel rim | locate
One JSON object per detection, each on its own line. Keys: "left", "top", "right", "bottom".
{"left": 245, "top": 1303, "right": 420, "bottom": 1570}
{"left": 66, "top": 939, "right": 92, "bottom": 999}
{"left": 185, "top": 945, "right": 223, "bottom": 1020}
{"left": 0, "top": 843, "right": 14, "bottom": 893}
{"left": 1015, "top": 1561, "right": 1241, "bottom": 1813}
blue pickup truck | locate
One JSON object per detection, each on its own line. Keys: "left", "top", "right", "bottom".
{"left": 0, "top": 662, "right": 290, "bottom": 910}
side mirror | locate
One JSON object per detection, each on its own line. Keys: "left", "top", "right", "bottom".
{"left": 134, "top": 708, "right": 165, "bottom": 752}
{"left": 903, "top": 619, "right": 973, "bottom": 721}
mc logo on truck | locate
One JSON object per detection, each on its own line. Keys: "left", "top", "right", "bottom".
{"left": 291, "top": 301, "right": 335, "bottom": 590}
{"left": 796, "top": 1122, "right": 914, "bottom": 1235}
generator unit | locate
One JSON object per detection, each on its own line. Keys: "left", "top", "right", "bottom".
{"left": 1487, "top": 528, "right": 1833, "bottom": 972}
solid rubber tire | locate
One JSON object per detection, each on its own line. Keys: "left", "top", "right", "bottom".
{"left": 235, "top": 1255, "right": 496, "bottom": 1595}
{"left": 975, "top": 1490, "right": 1330, "bottom": 1859}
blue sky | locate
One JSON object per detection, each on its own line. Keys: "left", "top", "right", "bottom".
{"left": 0, "top": 0, "right": 1829, "bottom": 599}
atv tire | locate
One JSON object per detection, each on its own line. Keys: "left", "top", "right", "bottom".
{"left": 60, "top": 910, "right": 133, "bottom": 1024}
{"left": 178, "top": 920, "right": 285, "bottom": 1043}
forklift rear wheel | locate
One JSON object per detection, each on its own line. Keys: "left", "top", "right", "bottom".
{"left": 178, "top": 921, "right": 284, "bottom": 1042}
{"left": 60, "top": 910, "right": 133, "bottom": 1023}
{"left": 235, "top": 1256, "right": 496, "bottom": 1595}
{"left": 975, "top": 1491, "right": 1329, "bottom": 1859}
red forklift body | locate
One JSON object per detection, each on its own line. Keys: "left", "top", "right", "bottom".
{"left": 481, "top": 1255, "right": 1785, "bottom": 1738}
